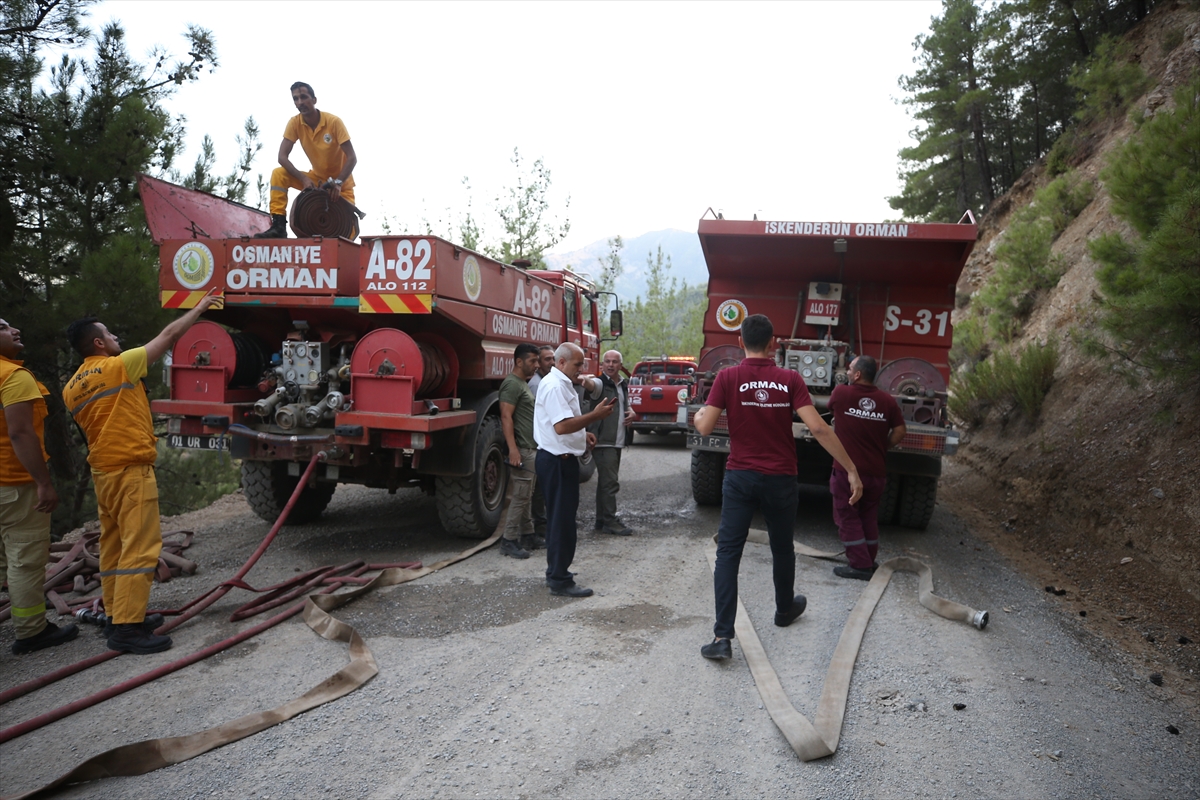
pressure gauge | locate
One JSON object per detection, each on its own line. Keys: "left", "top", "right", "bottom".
{"left": 816, "top": 354, "right": 829, "bottom": 365}
{"left": 816, "top": 367, "right": 828, "bottom": 379}
{"left": 308, "top": 370, "right": 319, "bottom": 383}
{"left": 802, "top": 354, "right": 814, "bottom": 365}
{"left": 295, "top": 344, "right": 307, "bottom": 358}
{"left": 802, "top": 368, "right": 813, "bottom": 378}
{"left": 286, "top": 369, "right": 296, "bottom": 381}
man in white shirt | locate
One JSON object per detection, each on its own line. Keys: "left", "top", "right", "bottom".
{"left": 534, "top": 343, "right": 615, "bottom": 597}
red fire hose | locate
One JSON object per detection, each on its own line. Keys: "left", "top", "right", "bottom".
{"left": 0, "top": 451, "right": 325, "bottom": 710}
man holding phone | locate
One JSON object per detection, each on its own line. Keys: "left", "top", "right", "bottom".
{"left": 533, "top": 343, "right": 616, "bottom": 598}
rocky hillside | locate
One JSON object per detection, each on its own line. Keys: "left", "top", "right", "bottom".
{"left": 944, "top": 3, "right": 1200, "bottom": 688}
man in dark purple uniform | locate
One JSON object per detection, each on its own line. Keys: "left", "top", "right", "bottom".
{"left": 828, "top": 355, "right": 906, "bottom": 580}
{"left": 694, "top": 314, "right": 863, "bottom": 660}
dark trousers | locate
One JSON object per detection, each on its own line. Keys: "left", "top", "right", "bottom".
{"left": 592, "top": 446, "right": 621, "bottom": 529}
{"left": 536, "top": 449, "right": 580, "bottom": 588}
{"left": 531, "top": 477, "right": 548, "bottom": 535}
{"left": 713, "top": 469, "right": 799, "bottom": 639}
{"left": 831, "top": 470, "right": 887, "bottom": 569}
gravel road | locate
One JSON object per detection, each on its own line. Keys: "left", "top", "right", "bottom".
{"left": 2, "top": 436, "right": 1197, "bottom": 799}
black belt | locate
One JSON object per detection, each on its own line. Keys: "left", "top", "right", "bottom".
{"left": 538, "top": 450, "right": 576, "bottom": 460}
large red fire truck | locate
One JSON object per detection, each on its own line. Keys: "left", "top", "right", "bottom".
{"left": 684, "top": 214, "right": 977, "bottom": 529}
{"left": 140, "top": 175, "right": 617, "bottom": 537}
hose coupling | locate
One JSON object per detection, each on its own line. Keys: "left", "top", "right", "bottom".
{"left": 972, "top": 609, "right": 989, "bottom": 630}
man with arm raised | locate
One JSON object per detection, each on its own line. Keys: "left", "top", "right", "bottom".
{"left": 64, "top": 291, "right": 223, "bottom": 654}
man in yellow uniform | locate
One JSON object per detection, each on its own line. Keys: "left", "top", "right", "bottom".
{"left": 64, "top": 291, "right": 221, "bottom": 654}
{"left": 253, "top": 81, "right": 358, "bottom": 239}
{"left": 1, "top": 318, "right": 78, "bottom": 655}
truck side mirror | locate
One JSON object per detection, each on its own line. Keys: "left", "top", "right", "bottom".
{"left": 609, "top": 309, "right": 623, "bottom": 337}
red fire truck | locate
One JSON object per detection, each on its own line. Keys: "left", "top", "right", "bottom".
{"left": 140, "top": 175, "right": 618, "bottom": 536}
{"left": 684, "top": 214, "right": 977, "bottom": 529}
{"left": 627, "top": 356, "right": 697, "bottom": 441}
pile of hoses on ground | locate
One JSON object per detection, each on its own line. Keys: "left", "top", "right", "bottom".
{"left": 0, "top": 531, "right": 196, "bottom": 625}
{"left": 288, "top": 187, "right": 365, "bottom": 239}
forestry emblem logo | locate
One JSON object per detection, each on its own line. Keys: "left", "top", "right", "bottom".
{"left": 463, "top": 256, "right": 482, "bottom": 301}
{"left": 172, "top": 242, "right": 214, "bottom": 289}
{"left": 716, "top": 299, "right": 747, "bottom": 331}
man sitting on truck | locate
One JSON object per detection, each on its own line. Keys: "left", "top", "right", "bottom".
{"left": 693, "top": 314, "right": 862, "bottom": 660}
{"left": 533, "top": 343, "right": 615, "bottom": 598}
{"left": 828, "top": 355, "right": 906, "bottom": 580}
{"left": 499, "top": 343, "right": 541, "bottom": 559}
{"left": 253, "top": 81, "right": 358, "bottom": 239}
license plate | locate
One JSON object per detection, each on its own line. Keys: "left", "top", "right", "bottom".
{"left": 166, "top": 433, "right": 228, "bottom": 451}
{"left": 687, "top": 434, "right": 730, "bottom": 451}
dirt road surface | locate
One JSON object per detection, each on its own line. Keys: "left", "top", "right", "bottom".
{"left": 2, "top": 437, "right": 1197, "bottom": 798}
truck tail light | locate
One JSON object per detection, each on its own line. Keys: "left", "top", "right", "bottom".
{"left": 899, "top": 432, "right": 945, "bottom": 453}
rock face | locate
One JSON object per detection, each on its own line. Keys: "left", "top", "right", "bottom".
{"left": 944, "top": 4, "right": 1200, "bottom": 680}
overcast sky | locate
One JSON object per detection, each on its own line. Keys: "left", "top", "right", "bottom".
{"left": 95, "top": 0, "right": 941, "bottom": 251}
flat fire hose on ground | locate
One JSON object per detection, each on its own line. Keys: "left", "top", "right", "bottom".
{"left": 5, "top": 530, "right": 500, "bottom": 800}
{"left": 707, "top": 529, "right": 988, "bottom": 761}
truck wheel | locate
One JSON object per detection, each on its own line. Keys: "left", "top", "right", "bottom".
{"left": 241, "top": 460, "right": 336, "bottom": 525}
{"left": 896, "top": 475, "right": 937, "bottom": 530}
{"left": 436, "top": 415, "right": 508, "bottom": 538}
{"left": 691, "top": 450, "right": 726, "bottom": 505}
{"left": 578, "top": 452, "right": 596, "bottom": 483}
{"left": 877, "top": 475, "right": 900, "bottom": 526}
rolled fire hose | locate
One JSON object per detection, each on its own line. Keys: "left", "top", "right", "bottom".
{"left": 288, "top": 187, "right": 365, "bottom": 240}
{"left": 708, "top": 529, "right": 987, "bottom": 761}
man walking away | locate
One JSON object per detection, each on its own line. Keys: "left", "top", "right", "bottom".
{"left": 693, "top": 314, "right": 862, "bottom": 660}
{"left": 499, "top": 343, "right": 541, "bottom": 559}
{"left": 587, "top": 349, "right": 636, "bottom": 536}
{"left": 1, "top": 318, "right": 78, "bottom": 654}
{"left": 828, "top": 355, "right": 905, "bottom": 580}
{"left": 64, "top": 291, "right": 222, "bottom": 654}
{"left": 533, "top": 343, "right": 615, "bottom": 598}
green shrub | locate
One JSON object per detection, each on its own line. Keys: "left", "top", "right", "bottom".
{"left": 1089, "top": 75, "right": 1200, "bottom": 386}
{"left": 949, "top": 339, "right": 1059, "bottom": 426}
{"left": 976, "top": 217, "right": 1062, "bottom": 340}
{"left": 154, "top": 441, "right": 242, "bottom": 515}
{"left": 1161, "top": 27, "right": 1185, "bottom": 56}
{"left": 1069, "top": 36, "right": 1153, "bottom": 125}
{"left": 1034, "top": 174, "right": 1096, "bottom": 234}
{"left": 949, "top": 315, "right": 988, "bottom": 369}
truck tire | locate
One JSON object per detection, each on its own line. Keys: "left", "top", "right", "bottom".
{"left": 896, "top": 475, "right": 937, "bottom": 530}
{"left": 691, "top": 449, "right": 726, "bottom": 506}
{"left": 241, "top": 460, "right": 336, "bottom": 525}
{"left": 578, "top": 452, "right": 596, "bottom": 483}
{"left": 436, "top": 415, "right": 508, "bottom": 538}
{"left": 877, "top": 475, "right": 900, "bottom": 526}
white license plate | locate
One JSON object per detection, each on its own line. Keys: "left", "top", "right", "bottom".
{"left": 166, "top": 434, "right": 228, "bottom": 451}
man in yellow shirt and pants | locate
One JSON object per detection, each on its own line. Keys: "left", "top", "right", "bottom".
{"left": 254, "top": 81, "right": 358, "bottom": 239}
{"left": 2, "top": 318, "right": 78, "bottom": 655}
{"left": 64, "top": 291, "right": 221, "bottom": 654}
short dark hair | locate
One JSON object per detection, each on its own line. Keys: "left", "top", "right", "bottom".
{"left": 290, "top": 81, "right": 315, "bottom": 98}
{"left": 537, "top": 345, "right": 554, "bottom": 354}
{"left": 853, "top": 355, "right": 878, "bottom": 383}
{"left": 67, "top": 317, "right": 103, "bottom": 356}
{"left": 740, "top": 314, "right": 773, "bottom": 351}
{"left": 514, "top": 342, "right": 540, "bottom": 360}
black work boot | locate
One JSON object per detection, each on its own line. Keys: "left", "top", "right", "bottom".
{"left": 519, "top": 533, "right": 542, "bottom": 552}
{"left": 252, "top": 214, "right": 288, "bottom": 239}
{"left": 104, "top": 613, "right": 165, "bottom": 637}
{"left": 107, "top": 623, "right": 172, "bottom": 654}
{"left": 499, "top": 538, "right": 530, "bottom": 559}
{"left": 11, "top": 621, "right": 79, "bottom": 655}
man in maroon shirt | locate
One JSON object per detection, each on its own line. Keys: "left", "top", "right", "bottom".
{"left": 694, "top": 315, "right": 863, "bottom": 660}
{"left": 828, "top": 355, "right": 906, "bottom": 580}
